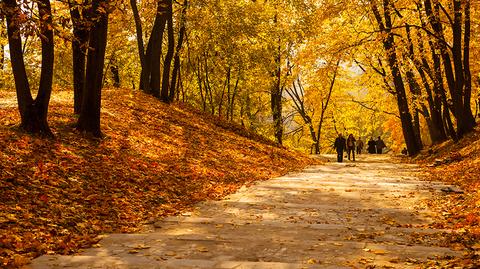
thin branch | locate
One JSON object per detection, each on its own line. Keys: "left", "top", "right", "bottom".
{"left": 349, "top": 98, "right": 400, "bottom": 118}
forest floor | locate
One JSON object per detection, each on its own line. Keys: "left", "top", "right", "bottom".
{"left": 411, "top": 126, "right": 480, "bottom": 267}
{"left": 28, "top": 154, "right": 474, "bottom": 268}
{"left": 0, "top": 88, "right": 314, "bottom": 268}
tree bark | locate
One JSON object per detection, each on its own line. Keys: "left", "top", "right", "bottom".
{"left": 371, "top": 0, "right": 420, "bottom": 155}
{"left": 5, "top": 0, "right": 54, "bottom": 135}
{"left": 129, "top": 0, "right": 147, "bottom": 90}
{"left": 0, "top": 16, "right": 5, "bottom": 72}
{"left": 77, "top": 0, "right": 109, "bottom": 137}
{"left": 169, "top": 0, "right": 187, "bottom": 102}
{"left": 69, "top": 0, "right": 89, "bottom": 114}
{"left": 407, "top": 22, "right": 447, "bottom": 143}
{"left": 271, "top": 45, "right": 283, "bottom": 145}
{"left": 142, "top": 0, "right": 168, "bottom": 95}
{"left": 461, "top": 0, "right": 475, "bottom": 131}
{"left": 160, "top": 0, "right": 174, "bottom": 102}
{"left": 424, "top": 0, "right": 475, "bottom": 137}
{"left": 314, "top": 60, "right": 339, "bottom": 154}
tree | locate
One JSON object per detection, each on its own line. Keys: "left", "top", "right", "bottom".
{"left": 423, "top": 0, "right": 476, "bottom": 137}
{"left": 4, "top": 0, "right": 55, "bottom": 135}
{"left": 76, "top": 0, "right": 110, "bottom": 137}
{"left": 68, "top": 0, "right": 89, "bottom": 114}
{"left": 370, "top": 0, "right": 421, "bottom": 155}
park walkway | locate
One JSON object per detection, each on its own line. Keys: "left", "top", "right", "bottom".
{"left": 29, "top": 155, "right": 460, "bottom": 268}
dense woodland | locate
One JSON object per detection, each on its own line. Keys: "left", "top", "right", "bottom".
{"left": 0, "top": 0, "right": 479, "bottom": 154}
{"left": 1, "top": 0, "right": 480, "bottom": 267}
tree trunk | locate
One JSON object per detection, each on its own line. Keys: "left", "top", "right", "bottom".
{"left": 228, "top": 73, "right": 240, "bottom": 121}
{"left": 169, "top": 0, "right": 187, "bottom": 102}
{"left": 129, "top": 0, "right": 147, "bottom": 90}
{"left": 461, "top": 0, "right": 476, "bottom": 132}
{"left": 142, "top": 0, "right": 168, "bottom": 95}
{"left": 315, "top": 60, "right": 339, "bottom": 154}
{"left": 405, "top": 68, "right": 424, "bottom": 148}
{"left": 407, "top": 22, "right": 447, "bottom": 143}
{"left": 424, "top": 0, "right": 475, "bottom": 137}
{"left": 5, "top": 0, "right": 54, "bottom": 136}
{"left": 0, "top": 16, "right": 4, "bottom": 72}
{"left": 371, "top": 1, "right": 420, "bottom": 155}
{"left": 69, "top": 0, "right": 89, "bottom": 114}
{"left": 160, "top": 0, "right": 174, "bottom": 102}
{"left": 77, "top": 0, "right": 109, "bottom": 137}
{"left": 271, "top": 40, "right": 283, "bottom": 145}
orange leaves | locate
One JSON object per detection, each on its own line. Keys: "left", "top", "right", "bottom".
{"left": 0, "top": 88, "right": 315, "bottom": 268}
{"left": 415, "top": 127, "right": 480, "bottom": 267}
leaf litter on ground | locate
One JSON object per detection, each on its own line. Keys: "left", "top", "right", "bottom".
{"left": 0, "top": 88, "right": 316, "bottom": 268}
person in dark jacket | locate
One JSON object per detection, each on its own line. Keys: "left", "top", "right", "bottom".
{"left": 367, "top": 137, "right": 376, "bottom": 154}
{"left": 356, "top": 138, "right": 364, "bottom": 155}
{"left": 334, "top": 133, "right": 347, "bottom": 162}
{"left": 376, "top": 136, "right": 386, "bottom": 154}
{"left": 346, "top": 134, "right": 356, "bottom": 161}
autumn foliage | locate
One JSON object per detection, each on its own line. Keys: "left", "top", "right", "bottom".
{"left": 0, "top": 88, "right": 314, "bottom": 268}
{"left": 415, "top": 127, "right": 480, "bottom": 267}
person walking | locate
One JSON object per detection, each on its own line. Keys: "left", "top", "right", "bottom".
{"left": 346, "top": 134, "right": 356, "bottom": 161}
{"left": 376, "top": 136, "right": 386, "bottom": 154}
{"left": 333, "top": 133, "right": 347, "bottom": 163}
{"left": 367, "top": 137, "right": 376, "bottom": 154}
{"left": 356, "top": 138, "right": 364, "bottom": 155}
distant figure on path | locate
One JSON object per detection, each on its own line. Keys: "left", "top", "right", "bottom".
{"left": 333, "top": 133, "right": 347, "bottom": 163}
{"left": 401, "top": 147, "right": 408, "bottom": 155}
{"left": 346, "top": 134, "right": 356, "bottom": 161}
{"left": 376, "top": 136, "right": 386, "bottom": 154}
{"left": 367, "top": 137, "right": 376, "bottom": 154}
{"left": 356, "top": 138, "right": 364, "bottom": 155}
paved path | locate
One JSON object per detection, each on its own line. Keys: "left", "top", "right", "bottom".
{"left": 29, "top": 155, "right": 460, "bottom": 268}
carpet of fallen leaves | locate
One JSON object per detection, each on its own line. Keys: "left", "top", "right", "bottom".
{"left": 0, "top": 88, "right": 315, "bottom": 268}
{"left": 414, "top": 127, "right": 480, "bottom": 268}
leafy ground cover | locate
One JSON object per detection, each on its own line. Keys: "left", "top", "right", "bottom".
{"left": 0, "top": 88, "right": 315, "bottom": 268}
{"left": 415, "top": 127, "right": 480, "bottom": 268}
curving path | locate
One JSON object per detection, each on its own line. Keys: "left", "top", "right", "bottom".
{"left": 29, "top": 154, "right": 460, "bottom": 269}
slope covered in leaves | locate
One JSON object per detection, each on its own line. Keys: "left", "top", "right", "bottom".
{"left": 0, "top": 88, "right": 315, "bottom": 268}
{"left": 415, "top": 127, "right": 480, "bottom": 268}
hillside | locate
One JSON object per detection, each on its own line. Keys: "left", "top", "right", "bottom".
{"left": 0, "top": 88, "right": 315, "bottom": 268}
{"left": 415, "top": 127, "right": 480, "bottom": 266}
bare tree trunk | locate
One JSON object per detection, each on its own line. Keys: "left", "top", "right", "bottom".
{"left": 218, "top": 67, "right": 230, "bottom": 117}
{"left": 196, "top": 58, "right": 206, "bottom": 111}
{"left": 203, "top": 54, "right": 214, "bottom": 114}
{"left": 142, "top": 0, "right": 168, "bottom": 95}
{"left": 371, "top": 0, "right": 420, "bottom": 155}
{"left": 129, "top": 0, "right": 147, "bottom": 90}
{"left": 407, "top": 22, "right": 447, "bottom": 143}
{"left": 462, "top": 0, "right": 475, "bottom": 130}
{"left": 0, "top": 16, "right": 5, "bottom": 72}
{"left": 69, "top": 0, "right": 89, "bottom": 114}
{"left": 271, "top": 40, "right": 283, "bottom": 145}
{"left": 77, "top": 0, "right": 109, "bottom": 137}
{"left": 424, "top": 0, "right": 475, "bottom": 137}
{"left": 169, "top": 0, "right": 187, "bottom": 102}
{"left": 229, "top": 75, "right": 240, "bottom": 121}
{"left": 160, "top": 0, "right": 174, "bottom": 102}
{"left": 315, "top": 60, "right": 339, "bottom": 154}
{"left": 5, "top": 0, "right": 54, "bottom": 136}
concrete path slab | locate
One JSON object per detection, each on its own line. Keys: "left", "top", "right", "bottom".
{"left": 27, "top": 155, "right": 460, "bottom": 268}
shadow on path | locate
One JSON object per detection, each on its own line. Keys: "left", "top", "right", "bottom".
{"left": 29, "top": 154, "right": 460, "bottom": 269}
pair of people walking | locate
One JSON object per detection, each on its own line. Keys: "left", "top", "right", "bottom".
{"left": 333, "top": 133, "right": 357, "bottom": 163}
{"left": 367, "top": 136, "right": 386, "bottom": 154}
